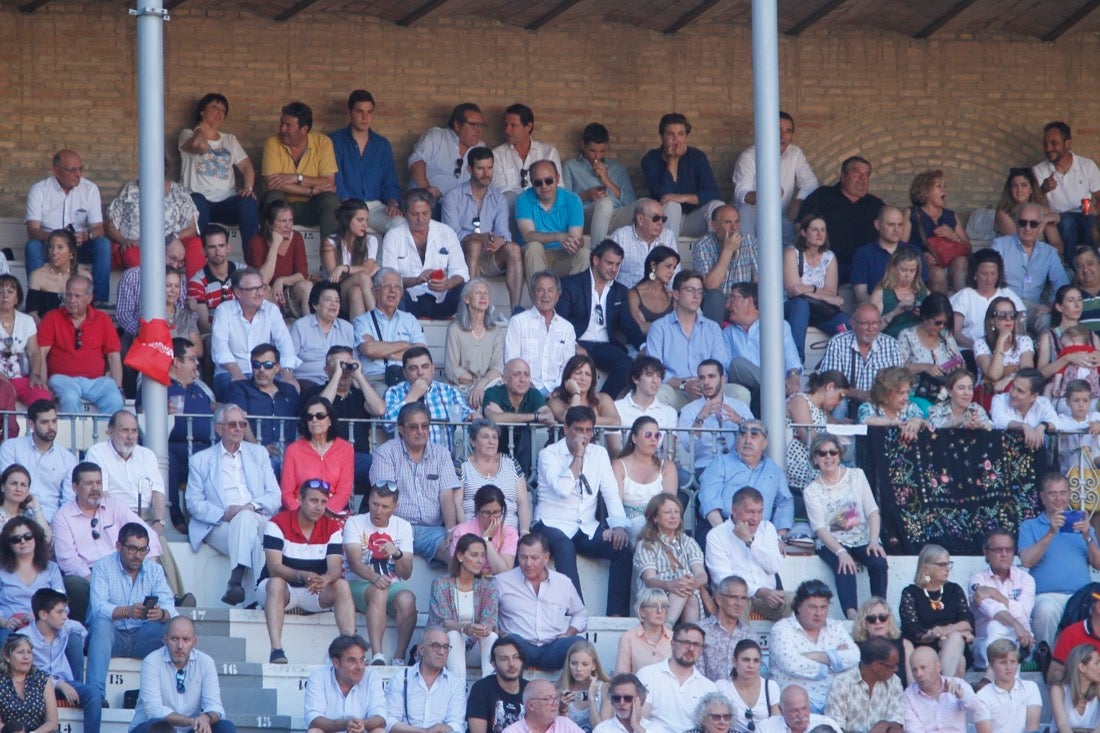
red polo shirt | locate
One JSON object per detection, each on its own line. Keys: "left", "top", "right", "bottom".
{"left": 38, "top": 306, "right": 121, "bottom": 379}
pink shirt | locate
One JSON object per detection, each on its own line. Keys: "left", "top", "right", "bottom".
{"left": 449, "top": 518, "right": 518, "bottom": 573}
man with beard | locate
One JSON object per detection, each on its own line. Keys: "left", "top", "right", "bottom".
{"left": 636, "top": 623, "right": 716, "bottom": 733}
{"left": 187, "top": 225, "right": 242, "bottom": 335}
{"left": 0, "top": 399, "right": 76, "bottom": 522}
{"left": 467, "top": 638, "right": 528, "bottom": 733}
{"left": 1034, "top": 121, "right": 1100, "bottom": 259}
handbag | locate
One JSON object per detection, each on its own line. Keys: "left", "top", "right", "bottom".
{"left": 123, "top": 318, "right": 174, "bottom": 386}
{"left": 913, "top": 211, "right": 969, "bottom": 267}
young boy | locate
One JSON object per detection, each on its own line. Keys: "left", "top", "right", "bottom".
{"left": 1056, "top": 378, "right": 1100, "bottom": 474}
{"left": 25, "top": 589, "right": 103, "bottom": 733}
{"left": 972, "top": 639, "right": 1041, "bottom": 733}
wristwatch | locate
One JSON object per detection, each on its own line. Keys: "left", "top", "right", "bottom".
{"left": 296, "top": 174, "right": 304, "bottom": 185}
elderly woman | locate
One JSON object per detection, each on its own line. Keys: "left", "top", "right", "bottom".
{"left": 627, "top": 245, "right": 679, "bottom": 335}
{"left": 457, "top": 418, "right": 530, "bottom": 534}
{"left": 783, "top": 214, "right": 850, "bottom": 360}
{"left": 803, "top": 435, "right": 887, "bottom": 620}
{"left": 852, "top": 596, "right": 910, "bottom": 685}
{"left": 785, "top": 370, "right": 848, "bottom": 492}
{"left": 902, "top": 169, "right": 971, "bottom": 293}
{"left": 279, "top": 396, "right": 355, "bottom": 515}
{"left": 288, "top": 281, "right": 356, "bottom": 391}
{"left": 633, "top": 494, "right": 708, "bottom": 624}
{"left": 321, "top": 198, "right": 380, "bottom": 319}
{"left": 248, "top": 200, "right": 312, "bottom": 318}
{"left": 445, "top": 278, "right": 506, "bottom": 410}
{"left": 870, "top": 247, "right": 928, "bottom": 339}
{"left": 950, "top": 249, "right": 1026, "bottom": 351}
{"left": 995, "top": 167, "right": 1063, "bottom": 254}
{"left": 857, "top": 366, "right": 928, "bottom": 439}
{"left": 688, "top": 691, "right": 735, "bottom": 733}
{"left": 927, "top": 370, "right": 993, "bottom": 429}
{"left": 427, "top": 533, "right": 498, "bottom": 679}
{"left": 0, "top": 634, "right": 57, "bottom": 733}
{"left": 448, "top": 484, "right": 518, "bottom": 575}
{"left": 899, "top": 543, "right": 974, "bottom": 678}
{"left": 178, "top": 92, "right": 259, "bottom": 264}
{"left": 614, "top": 588, "right": 673, "bottom": 675}
{"left": 715, "top": 639, "right": 780, "bottom": 733}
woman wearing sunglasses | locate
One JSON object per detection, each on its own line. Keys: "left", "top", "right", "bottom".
{"left": 803, "top": 434, "right": 887, "bottom": 620}
{"left": 974, "top": 296, "right": 1034, "bottom": 405}
{"left": 614, "top": 417, "right": 678, "bottom": 541}
{"left": 688, "top": 691, "right": 735, "bottom": 733}
{"left": 715, "top": 639, "right": 780, "bottom": 733}
{"left": 897, "top": 293, "right": 965, "bottom": 411}
{"left": 851, "top": 597, "right": 910, "bottom": 685}
{"left": 279, "top": 396, "right": 354, "bottom": 514}
{"left": 0, "top": 518, "right": 63, "bottom": 651}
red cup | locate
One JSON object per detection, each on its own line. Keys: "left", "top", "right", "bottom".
{"left": 430, "top": 269, "right": 445, "bottom": 281}
{"left": 1083, "top": 198, "right": 1093, "bottom": 215}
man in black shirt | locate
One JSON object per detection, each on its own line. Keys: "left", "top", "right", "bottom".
{"left": 467, "top": 637, "right": 528, "bottom": 733}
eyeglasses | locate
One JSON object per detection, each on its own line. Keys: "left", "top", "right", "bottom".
{"left": 814, "top": 449, "right": 840, "bottom": 457}
{"left": 306, "top": 411, "right": 329, "bottom": 421}
{"left": 236, "top": 284, "right": 266, "bottom": 294}
{"left": 641, "top": 430, "right": 663, "bottom": 440}
{"left": 7, "top": 532, "right": 33, "bottom": 545}
{"left": 74, "top": 328, "right": 83, "bottom": 350}
{"left": 251, "top": 360, "right": 278, "bottom": 370}
{"left": 423, "top": 642, "right": 452, "bottom": 652}
{"left": 58, "top": 166, "right": 84, "bottom": 174}
{"left": 707, "top": 713, "right": 733, "bottom": 722}
{"left": 175, "top": 668, "right": 186, "bottom": 693}
{"left": 993, "top": 311, "right": 1017, "bottom": 320}
{"left": 610, "top": 694, "right": 635, "bottom": 703}
{"left": 673, "top": 638, "right": 702, "bottom": 648}
{"left": 930, "top": 560, "right": 954, "bottom": 568}
{"left": 219, "top": 420, "right": 248, "bottom": 429}
{"left": 641, "top": 602, "right": 670, "bottom": 610}
{"left": 594, "top": 303, "right": 604, "bottom": 326}
{"left": 650, "top": 214, "right": 669, "bottom": 223}
{"left": 718, "top": 593, "right": 750, "bottom": 602}
{"left": 743, "top": 427, "right": 766, "bottom": 437}
{"left": 529, "top": 695, "right": 561, "bottom": 704}
{"left": 461, "top": 119, "right": 485, "bottom": 130}
{"left": 865, "top": 613, "right": 890, "bottom": 624}
{"left": 532, "top": 177, "right": 556, "bottom": 188}
{"left": 122, "top": 543, "right": 150, "bottom": 554}
{"left": 453, "top": 157, "right": 463, "bottom": 178}
{"left": 1017, "top": 218, "right": 1042, "bottom": 229}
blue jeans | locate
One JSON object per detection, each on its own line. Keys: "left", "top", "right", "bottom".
{"left": 26, "top": 236, "right": 112, "bottom": 302}
{"left": 86, "top": 618, "right": 166, "bottom": 696}
{"left": 48, "top": 375, "right": 124, "bottom": 415}
{"left": 785, "top": 296, "right": 851, "bottom": 362}
{"left": 401, "top": 287, "right": 462, "bottom": 319}
{"left": 503, "top": 633, "right": 583, "bottom": 672}
{"left": 132, "top": 720, "right": 236, "bottom": 733}
{"left": 57, "top": 679, "right": 102, "bottom": 733}
{"left": 532, "top": 521, "right": 633, "bottom": 616}
{"left": 191, "top": 193, "right": 259, "bottom": 260}
{"left": 1058, "top": 211, "right": 1097, "bottom": 263}
{"left": 816, "top": 543, "right": 889, "bottom": 616}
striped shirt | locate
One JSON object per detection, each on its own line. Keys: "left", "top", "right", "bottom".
{"left": 259, "top": 510, "right": 344, "bottom": 583}
{"left": 818, "top": 331, "right": 904, "bottom": 393}
{"left": 368, "top": 438, "right": 460, "bottom": 527}
{"left": 186, "top": 261, "right": 241, "bottom": 320}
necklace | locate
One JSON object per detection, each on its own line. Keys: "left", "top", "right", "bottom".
{"left": 923, "top": 586, "right": 945, "bottom": 612}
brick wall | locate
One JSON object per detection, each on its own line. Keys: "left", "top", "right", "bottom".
{"left": 0, "top": 2, "right": 1098, "bottom": 226}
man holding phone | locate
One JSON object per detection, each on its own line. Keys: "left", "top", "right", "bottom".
{"left": 86, "top": 521, "right": 177, "bottom": 700}
{"left": 1018, "top": 472, "right": 1100, "bottom": 651}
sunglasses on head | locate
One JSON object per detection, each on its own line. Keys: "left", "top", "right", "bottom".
{"left": 1017, "top": 218, "right": 1041, "bottom": 229}
{"left": 251, "top": 360, "right": 277, "bottom": 370}
{"left": 7, "top": 532, "right": 33, "bottom": 545}
{"left": 302, "top": 478, "right": 331, "bottom": 493}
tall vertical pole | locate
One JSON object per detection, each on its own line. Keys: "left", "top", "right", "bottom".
{"left": 751, "top": 0, "right": 785, "bottom": 465}
{"left": 133, "top": 0, "right": 168, "bottom": 482}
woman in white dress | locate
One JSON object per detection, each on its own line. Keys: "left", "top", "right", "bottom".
{"left": 715, "top": 639, "right": 780, "bottom": 733}
{"left": 613, "top": 417, "right": 677, "bottom": 540}
{"left": 1051, "top": 643, "right": 1100, "bottom": 733}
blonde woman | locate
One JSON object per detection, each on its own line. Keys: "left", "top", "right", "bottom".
{"left": 851, "top": 596, "right": 910, "bottom": 685}
{"left": 558, "top": 640, "right": 611, "bottom": 732}
{"left": 899, "top": 544, "right": 974, "bottom": 677}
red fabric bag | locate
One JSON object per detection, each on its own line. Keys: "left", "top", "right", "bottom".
{"left": 123, "top": 318, "right": 174, "bottom": 386}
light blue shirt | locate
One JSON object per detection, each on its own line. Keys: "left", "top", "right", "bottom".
{"left": 1018, "top": 513, "right": 1096, "bottom": 594}
{"left": 211, "top": 299, "right": 300, "bottom": 377}
{"left": 382, "top": 664, "right": 467, "bottom": 733}
{"left": 514, "top": 187, "right": 584, "bottom": 248}
{"left": 645, "top": 311, "right": 730, "bottom": 381}
{"left": 289, "top": 315, "right": 356, "bottom": 384}
{"left": 0, "top": 562, "right": 63, "bottom": 618}
{"left": 89, "top": 553, "right": 176, "bottom": 630}
{"left": 407, "top": 126, "right": 485, "bottom": 197}
{"left": 678, "top": 396, "right": 754, "bottom": 470}
{"left": 441, "top": 181, "right": 510, "bottom": 241}
{"left": 0, "top": 435, "right": 77, "bottom": 522}
{"left": 130, "top": 647, "right": 225, "bottom": 733}
{"left": 697, "top": 453, "right": 794, "bottom": 530}
{"left": 304, "top": 664, "right": 386, "bottom": 727}
{"left": 991, "top": 234, "right": 1069, "bottom": 303}
{"left": 27, "top": 618, "right": 85, "bottom": 682}
{"left": 723, "top": 320, "right": 802, "bottom": 375}
{"left": 561, "top": 156, "right": 636, "bottom": 211}
{"left": 352, "top": 308, "right": 426, "bottom": 378}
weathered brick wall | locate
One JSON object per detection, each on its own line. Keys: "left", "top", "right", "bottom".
{"left": 0, "top": 2, "right": 1097, "bottom": 225}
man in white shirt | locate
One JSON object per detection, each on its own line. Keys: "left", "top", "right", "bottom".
{"left": 504, "top": 271, "right": 577, "bottom": 394}
{"left": 492, "top": 103, "right": 562, "bottom": 204}
{"left": 610, "top": 198, "right": 679, "bottom": 289}
{"left": 615, "top": 356, "right": 678, "bottom": 448}
{"left": 0, "top": 400, "right": 76, "bottom": 522}
{"left": 592, "top": 674, "right": 657, "bottom": 733}
{"left": 732, "top": 112, "right": 819, "bottom": 244}
{"left": 989, "top": 369, "right": 1060, "bottom": 448}
{"left": 706, "top": 486, "right": 791, "bottom": 620}
{"left": 636, "top": 623, "right": 716, "bottom": 733}
{"left": 1034, "top": 121, "right": 1100, "bottom": 259}
{"left": 757, "top": 686, "right": 842, "bottom": 733}
{"left": 968, "top": 529, "right": 1035, "bottom": 671}
{"left": 304, "top": 634, "right": 386, "bottom": 733}
{"left": 533, "top": 405, "right": 631, "bottom": 616}
{"left": 382, "top": 627, "right": 466, "bottom": 733}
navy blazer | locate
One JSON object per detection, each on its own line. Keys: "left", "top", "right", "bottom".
{"left": 556, "top": 271, "right": 646, "bottom": 349}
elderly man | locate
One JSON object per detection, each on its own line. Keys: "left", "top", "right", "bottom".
{"left": 382, "top": 627, "right": 466, "bottom": 733}
{"left": 24, "top": 149, "right": 111, "bottom": 304}
{"left": 640, "top": 113, "right": 724, "bottom": 238}
{"left": 443, "top": 147, "right": 524, "bottom": 313}
{"left": 705, "top": 487, "right": 792, "bottom": 621}
{"left": 261, "top": 100, "right": 339, "bottom": 238}
{"left": 516, "top": 160, "right": 587, "bottom": 278}
{"left": 757, "top": 686, "right": 843, "bottom": 733}
{"left": 86, "top": 522, "right": 176, "bottom": 699}
{"left": 483, "top": 358, "right": 555, "bottom": 472}
{"left": 304, "top": 634, "right": 385, "bottom": 733}
{"left": 382, "top": 189, "right": 469, "bottom": 319}
{"left": 1075, "top": 246, "right": 1100, "bottom": 331}
{"left": 493, "top": 104, "right": 562, "bottom": 202}
{"left": 52, "top": 462, "right": 161, "bottom": 623}
{"left": 130, "top": 616, "right": 234, "bottom": 733}
{"left": 676, "top": 359, "right": 753, "bottom": 476}
{"left": 36, "top": 275, "right": 123, "bottom": 415}
{"left": 636, "top": 622, "right": 716, "bottom": 733}
{"left": 495, "top": 533, "right": 587, "bottom": 671}
{"left": 732, "top": 112, "right": 819, "bottom": 243}
{"left": 534, "top": 405, "right": 632, "bottom": 615}
{"left": 505, "top": 271, "right": 577, "bottom": 394}
{"left": 698, "top": 422, "right": 793, "bottom": 538}
{"left": 1034, "top": 121, "right": 1100, "bottom": 259}
{"left": 259, "top": 479, "right": 356, "bottom": 665}
{"left": 408, "top": 102, "right": 486, "bottom": 200}
{"left": 850, "top": 206, "right": 922, "bottom": 304}
{"left": 798, "top": 156, "right": 885, "bottom": 282}
{"left": 329, "top": 89, "right": 403, "bottom": 232}
{"left": 211, "top": 266, "right": 299, "bottom": 400}
{"left": 992, "top": 201, "right": 1070, "bottom": 332}
{"left": 647, "top": 270, "right": 731, "bottom": 410}
{"left": 186, "top": 404, "right": 281, "bottom": 606}
{"left": 968, "top": 529, "right": 1036, "bottom": 672}
{"left": 556, "top": 240, "right": 646, "bottom": 398}
{"left": 502, "top": 679, "right": 583, "bottom": 733}
{"left": 369, "top": 402, "right": 461, "bottom": 564}
{"left": 0, "top": 399, "right": 76, "bottom": 523}
{"left": 592, "top": 674, "right": 653, "bottom": 733}
{"left": 694, "top": 205, "right": 759, "bottom": 321}
{"left": 824, "top": 638, "right": 904, "bottom": 733}
{"left": 769, "top": 580, "right": 860, "bottom": 713}
{"left": 902, "top": 647, "right": 979, "bottom": 732}
{"left": 817, "top": 303, "right": 903, "bottom": 414}
{"left": 382, "top": 345, "right": 472, "bottom": 448}
{"left": 562, "top": 122, "right": 636, "bottom": 247}
{"left": 724, "top": 281, "right": 803, "bottom": 408}
{"left": 186, "top": 224, "right": 243, "bottom": 335}
{"left": 990, "top": 369, "right": 1060, "bottom": 448}
{"left": 610, "top": 198, "right": 679, "bottom": 289}
{"left": 699, "top": 575, "right": 759, "bottom": 681}
{"left": 1019, "top": 471, "right": 1100, "bottom": 651}
{"left": 354, "top": 268, "right": 426, "bottom": 394}
{"left": 467, "top": 638, "right": 528, "bottom": 733}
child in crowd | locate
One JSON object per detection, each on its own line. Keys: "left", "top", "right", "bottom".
{"left": 1055, "top": 379, "right": 1100, "bottom": 476}
{"left": 1047, "top": 325, "right": 1100, "bottom": 402}
{"left": 557, "top": 640, "right": 611, "bottom": 733}
{"left": 973, "top": 639, "right": 1041, "bottom": 733}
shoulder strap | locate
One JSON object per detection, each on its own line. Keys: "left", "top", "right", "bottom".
{"left": 797, "top": 249, "right": 804, "bottom": 278}
{"left": 403, "top": 667, "right": 409, "bottom": 723}
{"left": 765, "top": 679, "right": 771, "bottom": 710}
{"left": 369, "top": 310, "right": 390, "bottom": 365}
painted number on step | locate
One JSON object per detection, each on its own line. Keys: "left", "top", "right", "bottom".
{"left": 61, "top": 725, "right": 72, "bottom": 733}
{"left": 255, "top": 716, "right": 272, "bottom": 728}
{"left": 222, "top": 663, "right": 238, "bottom": 675}
{"left": 109, "top": 674, "right": 124, "bottom": 685}
{"left": 190, "top": 610, "right": 206, "bottom": 621}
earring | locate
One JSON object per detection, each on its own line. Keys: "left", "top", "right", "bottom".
{"left": 921, "top": 574, "right": 931, "bottom": 585}
{"left": 649, "top": 271, "right": 656, "bottom": 281}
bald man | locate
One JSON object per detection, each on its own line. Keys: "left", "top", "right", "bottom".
{"left": 502, "top": 679, "right": 584, "bottom": 733}
{"left": 902, "top": 647, "right": 979, "bottom": 733}
{"left": 757, "top": 686, "right": 841, "bottom": 733}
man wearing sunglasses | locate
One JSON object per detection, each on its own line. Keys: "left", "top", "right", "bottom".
{"left": 967, "top": 529, "right": 1035, "bottom": 674}
{"left": 186, "top": 404, "right": 281, "bottom": 607}
{"left": 824, "top": 637, "right": 903, "bottom": 733}
{"left": 992, "top": 201, "right": 1069, "bottom": 334}
{"left": 226, "top": 343, "right": 301, "bottom": 471}
{"left": 610, "top": 198, "right": 679, "bottom": 289}
{"left": 591, "top": 674, "right": 651, "bottom": 733}
{"left": 516, "top": 160, "right": 588, "bottom": 281}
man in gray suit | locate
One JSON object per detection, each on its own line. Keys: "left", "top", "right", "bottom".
{"left": 186, "top": 403, "right": 281, "bottom": 606}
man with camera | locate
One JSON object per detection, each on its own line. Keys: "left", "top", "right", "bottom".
{"left": 312, "top": 345, "right": 386, "bottom": 494}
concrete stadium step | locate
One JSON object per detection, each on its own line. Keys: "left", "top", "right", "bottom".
{"left": 59, "top": 707, "right": 295, "bottom": 733}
